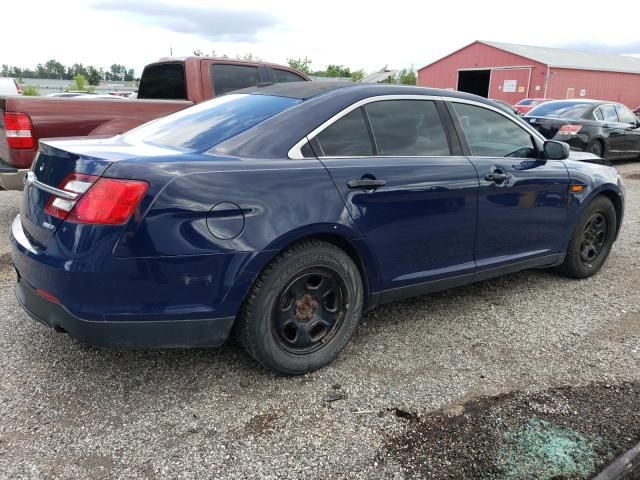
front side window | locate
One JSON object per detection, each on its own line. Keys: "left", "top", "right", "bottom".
{"left": 316, "top": 108, "right": 373, "bottom": 156}
{"left": 616, "top": 105, "right": 637, "bottom": 124}
{"left": 274, "top": 69, "right": 305, "bottom": 83}
{"left": 452, "top": 102, "right": 537, "bottom": 158}
{"left": 600, "top": 104, "right": 619, "bottom": 123}
{"left": 212, "top": 64, "right": 260, "bottom": 96}
{"left": 365, "top": 100, "right": 450, "bottom": 156}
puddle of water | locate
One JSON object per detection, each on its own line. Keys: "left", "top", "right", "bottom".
{"left": 497, "top": 418, "right": 599, "bottom": 480}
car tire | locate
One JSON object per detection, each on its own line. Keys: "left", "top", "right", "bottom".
{"left": 238, "top": 240, "right": 363, "bottom": 375}
{"left": 558, "top": 195, "right": 616, "bottom": 279}
{"left": 586, "top": 139, "right": 604, "bottom": 157}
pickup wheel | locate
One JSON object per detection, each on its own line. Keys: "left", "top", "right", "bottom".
{"left": 559, "top": 195, "right": 616, "bottom": 279}
{"left": 238, "top": 240, "right": 363, "bottom": 375}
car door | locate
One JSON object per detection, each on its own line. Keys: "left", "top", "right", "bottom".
{"left": 306, "top": 97, "right": 479, "bottom": 296}
{"left": 448, "top": 100, "right": 570, "bottom": 275}
{"left": 615, "top": 104, "right": 640, "bottom": 157}
{"left": 599, "top": 104, "right": 627, "bottom": 158}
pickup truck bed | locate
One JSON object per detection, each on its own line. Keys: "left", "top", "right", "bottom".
{"left": 0, "top": 57, "right": 308, "bottom": 189}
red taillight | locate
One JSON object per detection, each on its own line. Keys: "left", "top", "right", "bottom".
{"left": 558, "top": 124, "right": 582, "bottom": 135}
{"left": 3, "top": 112, "right": 34, "bottom": 149}
{"left": 44, "top": 174, "right": 148, "bottom": 225}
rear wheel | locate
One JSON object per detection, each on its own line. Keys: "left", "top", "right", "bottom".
{"left": 586, "top": 139, "right": 604, "bottom": 157}
{"left": 238, "top": 240, "right": 363, "bottom": 375}
{"left": 558, "top": 196, "right": 616, "bottom": 278}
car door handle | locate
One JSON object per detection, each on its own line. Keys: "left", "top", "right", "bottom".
{"left": 347, "top": 179, "right": 386, "bottom": 190}
{"left": 485, "top": 173, "right": 509, "bottom": 183}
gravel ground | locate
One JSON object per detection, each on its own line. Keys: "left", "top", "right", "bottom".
{"left": 1, "top": 163, "right": 639, "bottom": 479}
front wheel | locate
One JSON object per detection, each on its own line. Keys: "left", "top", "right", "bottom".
{"left": 558, "top": 196, "right": 617, "bottom": 279}
{"left": 238, "top": 240, "right": 363, "bottom": 375}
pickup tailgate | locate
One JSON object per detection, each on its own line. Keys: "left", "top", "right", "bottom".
{"left": 0, "top": 96, "right": 191, "bottom": 169}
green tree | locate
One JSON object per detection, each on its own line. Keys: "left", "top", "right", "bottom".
{"left": 22, "top": 85, "right": 39, "bottom": 96}
{"left": 67, "top": 74, "right": 87, "bottom": 91}
{"left": 351, "top": 69, "right": 365, "bottom": 82}
{"left": 398, "top": 67, "right": 416, "bottom": 85}
{"left": 193, "top": 49, "right": 204, "bottom": 56}
{"left": 287, "top": 57, "right": 312, "bottom": 75}
{"left": 86, "top": 66, "right": 102, "bottom": 86}
{"left": 325, "top": 64, "right": 351, "bottom": 78}
{"left": 44, "top": 59, "right": 65, "bottom": 79}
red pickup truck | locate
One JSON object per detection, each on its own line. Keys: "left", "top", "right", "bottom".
{"left": 0, "top": 57, "right": 308, "bottom": 189}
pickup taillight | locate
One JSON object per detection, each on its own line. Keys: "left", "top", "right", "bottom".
{"left": 3, "top": 112, "right": 35, "bottom": 149}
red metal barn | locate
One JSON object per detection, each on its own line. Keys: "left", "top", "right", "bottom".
{"left": 417, "top": 41, "right": 640, "bottom": 108}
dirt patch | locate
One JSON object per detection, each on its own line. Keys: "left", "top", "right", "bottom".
{"left": 244, "top": 411, "right": 282, "bottom": 435}
{"left": 381, "top": 382, "right": 640, "bottom": 479}
{"left": 624, "top": 173, "right": 640, "bottom": 180}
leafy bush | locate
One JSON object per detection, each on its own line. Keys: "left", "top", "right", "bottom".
{"left": 21, "top": 85, "right": 39, "bottom": 96}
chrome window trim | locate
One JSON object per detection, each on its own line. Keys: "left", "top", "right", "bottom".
{"left": 288, "top": 94, "right": 546, "bottom": 160}
{"left": 24, "top": 171, "right": 78, "bottom": 200}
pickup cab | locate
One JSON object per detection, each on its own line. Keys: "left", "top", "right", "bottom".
{"left": 0, "top": 57, "right": 308, "bottom": 189}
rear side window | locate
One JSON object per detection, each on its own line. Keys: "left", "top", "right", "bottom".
{"left": 365, "top": 100, "right": 450, "bottom": 156}
{"left": 616, "top": 105, "right": 637, "bottom": 124}
{"left": 138, "top": 63, "right": 186, "bottom": 100}
{"left": 594, "top": 108, "right": 604, "bottom": 121}
{"left": 453, "top": 103, "right": 536, "bottom": 158}
{"left": 274, "top": 69, "right": 305, "bottom": 83}
{"left": 316, "top": 108, "right": 373, "bottom": 156}
{"left": 212, "top": 64, "right": 260, "bottom": 95}
{"left": 601, "top": 104, "right": 619, "bottom": 122}
{"left": 123, "top": 94, "right": 301, "bottom": 151}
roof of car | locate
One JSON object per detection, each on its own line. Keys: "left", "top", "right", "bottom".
{"left": 234, "top": 81, "right": 497, "bottom": 105}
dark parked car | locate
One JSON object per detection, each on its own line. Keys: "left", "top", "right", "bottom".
{"left": 525, "top": 100, "right": 640, "bottom": 159}
{"left": 490, "top": 98, "right": 519, "bottom": 116}
{"left": 12, "top": 83, "right": 625, "bottom": 374}
{"left": 514, "top": 98, "right": 553, "bottom": 115}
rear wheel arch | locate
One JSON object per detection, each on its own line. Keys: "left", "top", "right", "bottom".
{"left": 222, "top": 228, "right": 379, "bottom": 327}
{"left": 257, "top": 231, "right": 376, "bottom": 308}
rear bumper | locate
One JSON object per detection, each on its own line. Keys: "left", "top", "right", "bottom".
{"left": 11, "top": 213, "right": 254, "bottom": 348}
{"left": 16, "top": 275, "right": 235, "bottom": 347}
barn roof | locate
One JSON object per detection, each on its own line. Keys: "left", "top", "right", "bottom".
{"left": 481, "top": 40, "right": 640, "bottom": 74}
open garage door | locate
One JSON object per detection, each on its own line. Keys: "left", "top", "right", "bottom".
{"left": 457, "top": 70, "right": 490, "bottom": 97}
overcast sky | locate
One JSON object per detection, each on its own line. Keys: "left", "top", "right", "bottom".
{"left": 4, "top": 0, "right": 640, "bottom": 75}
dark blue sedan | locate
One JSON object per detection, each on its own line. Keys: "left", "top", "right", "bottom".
{"left": 11, "top": 83, "right": 625, "bottom": 374}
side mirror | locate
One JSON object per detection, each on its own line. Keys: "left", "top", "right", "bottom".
{"left": 543, "top": 140, "right": 570, "bottom": 160}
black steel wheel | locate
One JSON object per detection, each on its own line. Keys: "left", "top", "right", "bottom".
{"left": 273, "top": 269, "right": 347, "bottom": 354}
{"left": 579, "top": 212, "right": 608, "bottom": 267}
{"left": 559, "top": 195, "right": 616, "bottom": 279}
{"left": 238, "top": 240, "right": 363, "bottom": 375}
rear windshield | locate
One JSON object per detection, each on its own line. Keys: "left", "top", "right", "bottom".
{"left": 516, "top": 99, "right": 535, "bottom": 106}
{"left": 527, "top": 101, "right": 592, "bottom": 119}
{"left": 122, "top": 94, "right": 301, "bottom": 151}
{"left": 137, "top": 63, "right": 187, "bottom": 100}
